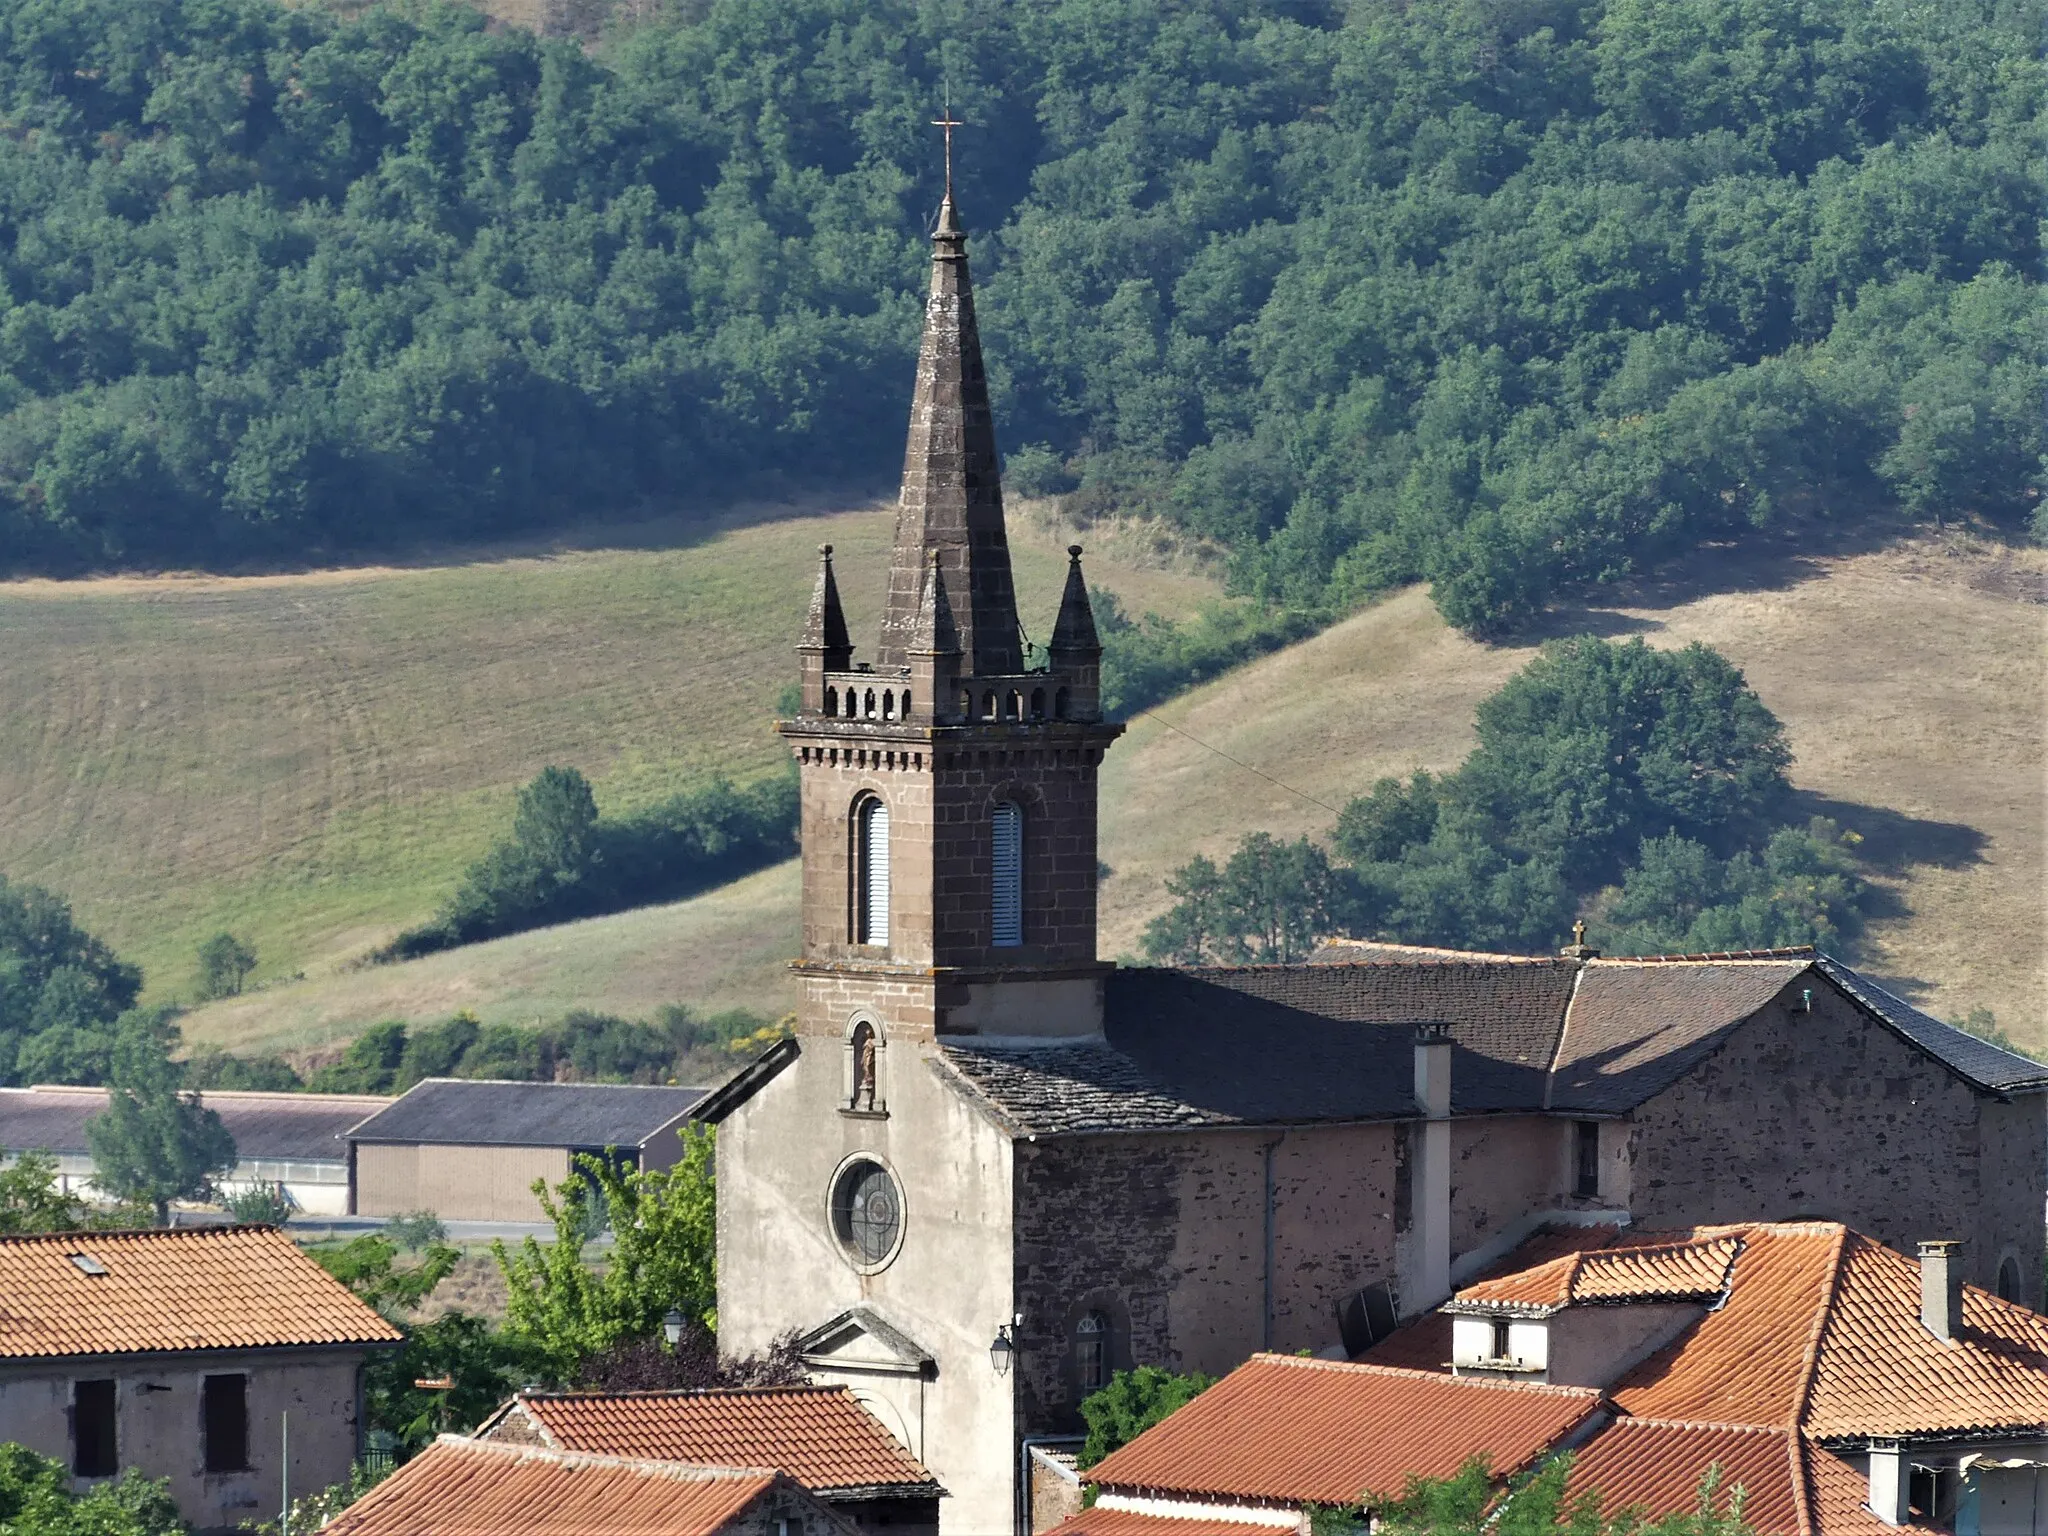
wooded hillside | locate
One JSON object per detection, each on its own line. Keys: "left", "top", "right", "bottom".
{"left": 0, "top": 0, "right": 2036, "bottom": 631}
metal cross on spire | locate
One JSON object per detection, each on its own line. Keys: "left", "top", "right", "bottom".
{"left": 931, "top": 97, "right": 965, "bottom": 199}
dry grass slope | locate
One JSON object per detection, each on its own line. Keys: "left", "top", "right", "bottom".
{"left": 1098, "top": 531, "right": 2046, "bottom": 1043}
{"left": 0, "top": 496, "right": 1218, "bottom": 1020}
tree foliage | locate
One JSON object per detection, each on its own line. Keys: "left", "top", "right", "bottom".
{"left": 192, "top": 933, "right": 256, "bottom": 1001}
{"left": 84, "top": 1022, "right": 237, "bottom": 1224}
{"left": 1147, "top": 637, "right": 1865, "bottom": 960}
{"left": 386, "top": 766, "right": 797, "bottom": 959}
{"left": 494, "top": 1127, "right": 718, "bottom": 1381}
{"left": 1350, "top": 1453, "right": 1754, "bottom": 1536}
{"left": 0, "top": 875, "right": 145, "bottom": 1086}
{"left": 0, "top": 1443, "right": 185, "bottom": 1536}
{"left": 0, "top": 0, "right": 2030, "bottom": 631}
{"left": 1077, "top": 1366, "right": 1217, "bottom": 1469}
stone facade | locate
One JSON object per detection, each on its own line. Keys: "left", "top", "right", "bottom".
{"left": 0, "top": 1349, "right": 365, "bottom": 1534}
{"left": 1626, "top": 977, "right": 2045, "bottom": 1291}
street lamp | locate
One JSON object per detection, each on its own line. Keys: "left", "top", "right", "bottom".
{"left": 663, "top": 1309, "right": 685, "bottom": 1349}
{"left": 989, "top": 1323, "right": 1014, "bottom": 1377}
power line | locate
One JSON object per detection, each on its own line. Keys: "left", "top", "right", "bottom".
{"left": 1130, "top": 706, "right": 1345, "bottom": 818}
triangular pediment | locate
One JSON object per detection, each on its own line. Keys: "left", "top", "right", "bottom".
{"left": 797, "top": 1306, "right": 934, "bottom": 1378}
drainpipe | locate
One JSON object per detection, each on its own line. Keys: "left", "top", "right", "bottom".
{"left": 1018, "top": 1435, "right": 1086, "bottom": 1536}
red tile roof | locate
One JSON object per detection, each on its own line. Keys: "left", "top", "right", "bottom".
{"left": 1457, "top": 1236, "right": 1742, "bottom": 1311}
{"left": 492, "top": 1387, "right": 938, "bottom": 1495}
{"left": 324, "top": 1436, "right": 816, "bottom": 1536}
{"left": 0, "top": 1225, "right": 400, "bottom": 1359}
{"left": 1087, "top": 1356, "right": 1599, "bottom": 1506}
{"left": 1563, "top": 1421, "right": 1805, "bottom": 1534}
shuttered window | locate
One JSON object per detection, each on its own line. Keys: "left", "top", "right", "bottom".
{"left": 991, "top": 801, "right": 1023, "bottom": 947}
{"left": 858, "top": 798, "right": 890, "bottom": 946}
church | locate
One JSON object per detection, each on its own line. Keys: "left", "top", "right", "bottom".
{"left": 698, "top": 184, "right": 2048, "bottom": 1536}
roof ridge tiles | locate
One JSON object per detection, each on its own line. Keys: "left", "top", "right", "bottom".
{"left": 521, "top": 1386, "right": 847, "bottom": 1401}
{"left": 1597, "top": 948, "right": 1817, "bottom": 964}
{"left": 1245, "top": 1353, "right": 1600, "bottom": 1396}
{"left": 1606, "top": 1416, "right": 1791, "bottom": 1436}
{"left": 433, "top": 1435, "right": 784, "bottom": 1482}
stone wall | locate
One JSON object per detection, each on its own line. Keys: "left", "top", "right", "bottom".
{"left": 0, "top": 1350, "right": 364, "bottom": 1532}
{"left": 1450, "top": 1117, "right": 1571, "bottom": 1256}
{"left": 1626, "top": 979, "right": 2042, "bottom": 1291}
{"left": 1011, "top": 1124, "right": 1400, "bottom": 1433}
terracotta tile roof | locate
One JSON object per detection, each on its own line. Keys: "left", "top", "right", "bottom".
{"left": 1047, "top": 1508, "right": 1287, "bottom": 1536}
{"left": 494, "top": 1387, "right": 939, "bottom": 1495}
{"left": 323, "top": 1436, "right": 817, "bottom": 1536}
{"left": 0, "top": 1225, "right": 400, "bottom": 1359}
{"left": 1563, "top": 1420, "right": 1805, "bottom": 1534}
{"left": 1087, "top": 1355, "right": 1599, "bottom": 1505}
{"left": 1455, "top": 1236, "right": 1742, "bottom": 1313}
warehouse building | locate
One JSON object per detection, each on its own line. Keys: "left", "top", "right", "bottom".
{"left": 0, "top": 1084, "right": 389, "bottom": 1216}
{"left": 345, "top": 1079, "right": 706, "bottom": 1221}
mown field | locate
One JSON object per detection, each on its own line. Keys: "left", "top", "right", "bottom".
{"left": 161, "top": 520, "right": 2046, "bottom": 1058}
{"left": 0, "top": 496, "right": 1220, "bottom": 1023}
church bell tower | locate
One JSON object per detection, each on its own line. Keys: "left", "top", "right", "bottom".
{"left": 780, "top": 189, "right": 1122, "bottom": 1045}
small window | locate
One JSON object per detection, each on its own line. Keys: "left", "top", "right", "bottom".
{"left": 73, "top": 1379, "right": 116, "bottom": 1478}
{"left": 1573, "top": 1121, "right": 1600, "bottom": 1199}
{"left": 1075, "top": 1311, "right": 1109, "bottom": 1394}
{"left": 856, "top": 797, "right": 890, "bottom": 947}
{"left": 203, "top": 1374, "right": 250, "bottom": 1473}
{"left": 991, "top": 801, "right": 1023, "bottom": 948}
{"left": 1491, "top": 1317, "right": 1512, "bottom": 1361}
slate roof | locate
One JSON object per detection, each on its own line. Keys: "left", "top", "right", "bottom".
{"left": 0, "top": 1085, "right": 386, "bottom": 1163}
{"left": 0, "top": 1226, "right": 401, "bottom": 1358}
{"left": 930, "top": 950, "right": 2039, "bottom": 1138}
{"left": 324, "top": 1436, "right": 841, "bottom": 1536}
{"left": 485, "top": 1388, "right": 940, "bottom": 1498}
{"left": 1085, "top": 1355, "right": 1598, "bottom": 1506}
{"left": 347, "top": 1079, "right": 705, "bottom": 1150}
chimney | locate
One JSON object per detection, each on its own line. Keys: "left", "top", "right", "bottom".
{"left": 1867, "top": 1441, "right": 1909, "bottom": 1525}
{"left": 1919, "top": 1239, "right": 1963, "bottom": 1340}
{"left": 1402, "top": 1023, "right": 1453, "bottom": 1315}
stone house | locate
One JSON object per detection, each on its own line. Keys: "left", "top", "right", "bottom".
{"left": 1055, "top": 1220, "right": 2048, "bottom": 1536}
{"left": 703, "top": 182, "right": 2048, "bottom": 1536}
{"left": 324, "top": 1434, "right": 856, "bottom": 1536}
{"left": 474, "top": 1385, "right": 944, "bottom": 1534}
{"left": 0, "top": 1225, "right": 400, "bottom": 1533}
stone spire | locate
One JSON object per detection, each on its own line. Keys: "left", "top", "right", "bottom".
{"left": 801, "top": 543, "right": 852, "bottom": 668}
{"left": 1049, "top": 544, "right": 1100, "bottom": 657}
{"left": 909, "top": 547, "right": 960, "bottom": 656}
{"left": 874, "top": 193, "right": 1023, "bottom": 676}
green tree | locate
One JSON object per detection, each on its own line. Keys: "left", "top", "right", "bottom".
{"left": 85, "top": 1023, "right": 237, "bottom": 1226}
{"left": 494, "top": 1125, "right": 717, "bottom": 1380}
{"left": 1358, "top": 1454, "right": 1753, "bottom": 1536}
{"left": 0, "top": 1442, "right": 185, "bottom": 1535}
{"left": 192, "top": 933, "right": 256, "bottom": 1001}
{"left": 0, "top": 1151, "right": 91, "bottom": 1234}
{"left": 307, "top": 1021, "right": 409, "bottom": 1094}
{"left": 1143, "top": 834, "right": 1353, "bottom": 965}
{"left": 1077, "top": 1366, "right": 1216, "bottom": 1469}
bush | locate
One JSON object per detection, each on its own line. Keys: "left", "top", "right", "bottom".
{"left": 192, "top": 933, "right": 256, "bottom": 1001}
{"left": 221, "top": 1181, "right": 296, "bottom": 1225}
{"left": 384, "top": 1212, "right": 449, "bottom": 1253}
{"left": 1077, "top": 1367, "right": 1215, "bottom": 1469}
{"left": 181, "top": 1049, "right": 303, "bottom": 1092}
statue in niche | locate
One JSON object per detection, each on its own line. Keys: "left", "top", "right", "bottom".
{"left": 852, "top": 1022, "right": 878, "bottom": 1112}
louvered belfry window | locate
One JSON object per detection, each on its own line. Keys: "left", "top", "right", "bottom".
{"left": 858, "top": 797, "right": 890, "bottom": 946}
{"left": 991, "top": 801, "right": 1024, "bottom": 947}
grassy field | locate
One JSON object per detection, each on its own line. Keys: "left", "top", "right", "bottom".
{"left": 0, "top": 496, "right": 1219, "bottom": 1019}
{"left": 171, "top": 522, "right": 2046, "bottom": 1058}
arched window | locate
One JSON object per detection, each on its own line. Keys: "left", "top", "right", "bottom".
{"left": 1998, "top": 1254, "right": 2023, "bottom": 1303}
{"left": 881, "top": 690, "right": 896, "bottom": 720}
{"left": 863, "top": 688, "right": 877, "bottom": 718}
{"left": 901, "top": 688, "right": 913, "bottom": 718}
{"left": 824, "top": 686, "right": 838, "bottom": 716}
{"left": 856, "top": 797, "right": 890, "bottom": 946}
{"left": 991, "top": 801, "right": 1023, "bottom": 947}
{"left": 1055, "top": 687, "right": 1070, "bottom": 720}
{"left": 1074, "top": 1311, "right": 1109, "bottom": 1394}
{"left": 1030, "top": 687, "right": 1046, "bottom": 719}
{"left": 1005, "top": 689, "right": 1022, "bottom": 720}
{"left": 981, "top": 690, "right": 997, "bottom": 720}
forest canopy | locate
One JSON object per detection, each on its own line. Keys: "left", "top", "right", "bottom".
{"left": 0, "top": 0, "right": 2037, "bottom": 632}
